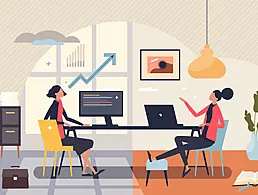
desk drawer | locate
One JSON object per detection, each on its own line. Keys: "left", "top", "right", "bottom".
{"left": 2, "top": 127, "right": 19, "bottom": 145}
{"left": 2, "top": 108, "right": 20, "bottom": 125}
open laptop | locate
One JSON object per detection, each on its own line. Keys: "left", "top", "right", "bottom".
{"left": 144, "top": 105, "right": 183, "bottom": 128}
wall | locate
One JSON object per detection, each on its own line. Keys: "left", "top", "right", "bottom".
{"left": 0, "top": 0, "right": 257, "bottom": 91}
{"left": 0, "top": 0, "right": 257, "bottom": 150}
{"left": 132, "top": 23, "right": 256, "bottom": 150}
{"left": 18, "top": 22, "right": 258, "bottom": 150}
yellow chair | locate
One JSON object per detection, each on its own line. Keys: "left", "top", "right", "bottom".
{"left": 38, "top": 120, "right": 73, "bottom": 177}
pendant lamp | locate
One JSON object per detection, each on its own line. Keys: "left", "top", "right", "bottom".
{"left": 188, "top": 0, "right": 226, "bottom": 78}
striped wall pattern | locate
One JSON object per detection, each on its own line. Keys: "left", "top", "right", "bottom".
{"left": 0, "top": 0, "right": 257, "bottom": 91}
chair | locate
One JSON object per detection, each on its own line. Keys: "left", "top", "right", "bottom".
{"left": 146, "top": 159, "right": 168, "bottom": 186}
{"left": 194, "top": 120, "right": 229, "bottom": 176}
{"left": 38, "top": 120, "right": 73, "bottom": 177}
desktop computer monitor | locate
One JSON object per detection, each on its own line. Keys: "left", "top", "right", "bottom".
{"left": 79, "top": 91, "right": 123, "bottom": 127}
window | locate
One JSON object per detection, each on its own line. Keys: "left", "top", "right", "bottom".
{"left": 25, "top": 22, "right": 132, "bottom": 135}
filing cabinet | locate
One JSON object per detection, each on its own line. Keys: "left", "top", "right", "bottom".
{"left": 0, "top": 106, "right": 21, "bottom": 158}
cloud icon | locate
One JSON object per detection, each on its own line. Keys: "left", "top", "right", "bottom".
{"left": 32, "top": 39, "right": 64, "bottom": 46}
{"left": 138, "top": 87, "right": 159, "bottom": 92}
{"left": 14, "top": 30, "right": 80, "bottom": 44}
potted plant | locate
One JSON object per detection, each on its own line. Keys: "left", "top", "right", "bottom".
{"left": 244, "top": 91, "right": 258, "bottom": 160}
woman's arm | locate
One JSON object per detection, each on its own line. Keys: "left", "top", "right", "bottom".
{"left": 44, "top": 102, "right": 54, "bottom": 120}
{"left": 63, "top": 109, "right": 83, "bottom": 126}
{"left": 184, "top": 101, "right": 209, "bottom": 117}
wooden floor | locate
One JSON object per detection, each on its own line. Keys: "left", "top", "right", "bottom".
{"left": 133, "top": 150, "right": 257, "bottom": 195}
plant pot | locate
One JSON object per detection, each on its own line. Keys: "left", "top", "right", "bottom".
{"left": 246, "top": 133, "right": 258, "bottom": 160}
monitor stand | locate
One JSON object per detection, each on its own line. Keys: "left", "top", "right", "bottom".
{"left": 92, "top": 115, "right": 118, "bottom": 127}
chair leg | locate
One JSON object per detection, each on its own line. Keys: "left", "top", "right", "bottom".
{"left": 43, "top": 151, "right": 47, "bottom": 177}
{"left": 194, "top": 151, "right": 199, "bottom": 176}
{"left": 53, "top": 151, "right": 57, "bottom": 177}
{"left": 220, "top": 150, "right": 224, "bottom": 176}
{"left": 202, "top": 151, "right": 209, "bottom": 175}
{"left": 68, "top": 151, "right": 73, "bottom": 177}
{"left": 146, "top": 170, "right": 151, "bottom": 186}
{"left": 164, "top": 170, "right": 168, "bottom": 186}
{"left": 210, "top": 151, "right": 214, "bottom": 176}
{"left": 58, "top": 151, "right": 65, "bottom": 175}
{"left": 78, "top": 155, "right": 83, "bottom": 171}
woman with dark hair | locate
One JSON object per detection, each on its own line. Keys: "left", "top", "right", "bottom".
{"left": 147, "top": 87, "right": 233, "bottom": 178}
{"left": 44, "top": 85, "right": 104, "bottom": 176}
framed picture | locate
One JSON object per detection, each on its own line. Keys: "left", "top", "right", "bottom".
{"left": 140, "top": 49, "right": 180, "bottom": 81}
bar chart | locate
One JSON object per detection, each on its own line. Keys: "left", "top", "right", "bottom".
{"left": 66, "top": 44, "right": 85, "bottom": 67}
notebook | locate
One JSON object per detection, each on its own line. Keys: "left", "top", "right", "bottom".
{"left": 233, "top": 171, "right": 258, "bottom": 186}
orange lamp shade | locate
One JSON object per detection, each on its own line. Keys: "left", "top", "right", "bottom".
{"left": 188, "top": 44, "right": 226, "bottom": 78}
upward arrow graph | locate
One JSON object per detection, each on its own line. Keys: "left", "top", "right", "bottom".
{"left": 68, "top": 53, "right": 116, "bottom": 89}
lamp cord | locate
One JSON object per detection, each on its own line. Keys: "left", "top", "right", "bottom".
{"left": 206, "top": 0, "right": 209, "bottom": 44}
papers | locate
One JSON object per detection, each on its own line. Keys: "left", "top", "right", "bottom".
{"left": 0, "top": 92, "right": 19, "bottom": 106}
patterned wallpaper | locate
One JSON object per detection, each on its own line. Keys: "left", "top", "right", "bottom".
{"left": 0, "top": 0, "right": 257, "bottom": 91}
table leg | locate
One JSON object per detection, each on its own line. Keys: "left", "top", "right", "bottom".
{"left": 72, "top": 130, "right": 84, "bottom": 170}
{"left": 202, "top": 151, "right": 209, "bottom": 175}
{"left": 67, "top": 129, "right": 83, "bottom": 170}
{"left": 0, "top": 146, "right": 3, "bottom": 158}
{"left": 66, "top": 129, "right": 71, "bottom": 137}
{"left": 58, "top": 151, "right": 65, "bottom": 175}
{"left": 73, "top": 130, "right": 78, "bottom": 138}
{"left": 196, "top": 130, "right": 209, "bottom": 175}
{"left": 186, "top": 130, "right": 195, "bottom": 159}
{"left": 17, "top": 146, "right": 20, "bottom": 158}
{"left": 183, "top": 130, "right": 196, "bottom": 172}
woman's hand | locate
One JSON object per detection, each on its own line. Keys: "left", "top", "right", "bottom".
{"left": 83, "top": 124, "right": 91, "bottom": 126}
{"left": 199, "top": 123, "right": 206, "bottom": 127}
{"left": 179, "top": 97, "right": 186, "bottom": 103}
{"left": 64, "top": 122, "right": 71, "bottom": 127}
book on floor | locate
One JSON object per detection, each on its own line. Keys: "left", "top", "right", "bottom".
{"left": 233, "top": 171, "right": 258, "bottom": 186}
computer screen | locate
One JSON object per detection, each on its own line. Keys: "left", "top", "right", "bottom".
{"left": 79, "top": 91, "right": 123, "bottom": 117}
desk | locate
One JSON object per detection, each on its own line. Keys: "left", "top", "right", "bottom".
{"left": 64, "top": 125, "right": 201, "bottom": 131}
{"left": 59, "top": 125, "right": 209, "bottom": 176}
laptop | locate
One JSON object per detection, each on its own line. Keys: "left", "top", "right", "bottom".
{"left": 144, "top": 105, "right": 183, "bottom": 128}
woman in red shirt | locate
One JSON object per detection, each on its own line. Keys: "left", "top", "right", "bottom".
{"left": 147, "top": 87, "right": 233, "bottom": 178}
{"left": 45, "top": 85, "right": 104, "bottom": 177}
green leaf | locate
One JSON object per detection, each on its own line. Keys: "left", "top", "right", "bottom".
{"left": 253, "top": 92, "right": 258, "bottom": 112}
{"left": 244, "top": 111, "right": 255, "bottom": 132}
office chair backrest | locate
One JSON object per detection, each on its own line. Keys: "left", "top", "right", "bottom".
{"left": 38, "top": 120, "right": 63, "bottom": 150}
{"left": 212, "top": 120, "right": 229, "bottom": 150}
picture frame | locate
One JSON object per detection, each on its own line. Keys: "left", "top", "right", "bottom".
{"left": 140, "top": 49, "right": 180, "bottom": 81}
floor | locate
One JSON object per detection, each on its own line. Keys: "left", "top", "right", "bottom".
{"left": 0, "top": 151, "right": 142, "bottom": 195}
{"left": 133, "top": 150, "right": 257, "bottom": 195}
{"left": 0, "top": 150, "right": 256, "bottom": 195}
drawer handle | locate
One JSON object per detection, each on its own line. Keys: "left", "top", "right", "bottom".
{"left": 5, "top": 112, "right": 15, "bottom": 115}
{"left": 5, "top": 130, "right": 16, "bottom": 133}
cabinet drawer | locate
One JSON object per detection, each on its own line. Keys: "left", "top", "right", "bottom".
{"left": 2, "top": 127, "right": 19, "bottom": 145}
{"left": 2, "top": 108, "right": 20, "bottom": 125}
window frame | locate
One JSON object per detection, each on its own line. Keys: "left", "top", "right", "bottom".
{"left": 22, "top": 22, "right": 133, "bottom": 135}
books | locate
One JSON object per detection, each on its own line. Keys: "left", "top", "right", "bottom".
{"left": 233, "top": 171, "right": 258, "bottom": 186}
